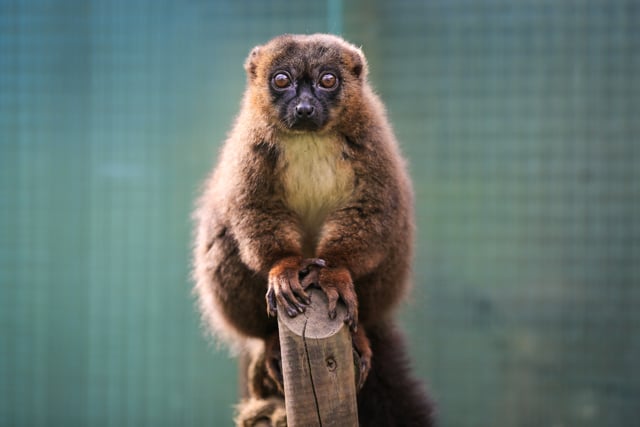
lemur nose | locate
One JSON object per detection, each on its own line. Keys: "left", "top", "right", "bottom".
{"left": 295, "top": 102, "right": 315, "bottom": 118}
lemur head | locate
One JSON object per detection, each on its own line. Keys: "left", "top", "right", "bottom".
{"left": 244, "top": 34, "right": 368, "bottom": 134}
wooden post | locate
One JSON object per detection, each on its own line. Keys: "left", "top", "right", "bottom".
{"left": 277, "top": 288, "right": 359, "bottom": 427}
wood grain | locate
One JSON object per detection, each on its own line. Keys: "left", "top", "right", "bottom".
{"left": 277, "top": 288, "right": 359, "bottom": 427}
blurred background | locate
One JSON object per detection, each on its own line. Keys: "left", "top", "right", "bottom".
{"left": 1, "top": 0, "right": 638, "bottom": 426}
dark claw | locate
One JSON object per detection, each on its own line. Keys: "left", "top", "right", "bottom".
{"left": 282, "top": 295, "right": 305, "bottom": 317}
{"left": 288, "top": 293, "right": 307, "bottom": 314}
{"left": 293, "top": 289, "right": 311, "bottom": 305}
{"left": 358, "top": 360, "right": 369, "bottom": 389}
{"left": 346, "top": 315, "right": 357, "bottom": 332}
{"left": 266, "top": 289, "right": 277, "bottom": 317}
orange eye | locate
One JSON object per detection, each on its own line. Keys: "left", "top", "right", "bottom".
{"left": 319, "top": 73, "right": 338, "bottom": 89}
{"left": 273, "top": 73, "right": 291, "bottom": 89}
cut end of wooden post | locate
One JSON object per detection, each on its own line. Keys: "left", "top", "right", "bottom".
{"left": 278, "top": 288, "right": 347, "bottom": 338}
{"left": 277, "top": 288, "right": 359, "bottom": 427}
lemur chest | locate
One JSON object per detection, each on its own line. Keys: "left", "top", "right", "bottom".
{"left": 279, "top": 134, "right": 354, "bottom": 233}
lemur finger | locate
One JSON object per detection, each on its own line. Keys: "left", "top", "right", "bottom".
{"left": 266, "top": 288, "right": 278, "bottom": 317}
{"left": 300, "top": 269, "right": 320, "bottom": 289}
{"left": 288, "top": 277, "right": 311, "bottom": 305}
{"left": 300, "top": 257, "right": 326, "bottom": 271}
{"left": 325, "top": 288, "right": 340, "bottom": 320}
{"left": 280, "top": 277, "right": 308, "bottom": 316}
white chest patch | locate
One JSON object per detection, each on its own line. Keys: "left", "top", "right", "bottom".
{"left": 280, "top": 134, "right": 354, "bottom": 236}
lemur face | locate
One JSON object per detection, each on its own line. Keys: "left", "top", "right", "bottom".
{"left": 244, "top": 34, "right": 366, "bottom": 134}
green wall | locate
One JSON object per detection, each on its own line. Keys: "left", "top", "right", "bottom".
{"left": 1, "top": 1, "right": 638, "bottom": 426}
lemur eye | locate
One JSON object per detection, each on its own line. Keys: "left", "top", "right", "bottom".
{"left": 272, "top": 73, "right": 291, "bottom": 89}
{"left": 319, "top": 73, "right": 338, "bottom": 89}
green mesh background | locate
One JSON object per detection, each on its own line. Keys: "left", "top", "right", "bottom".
{"left": 1, "top": 1, "right": 638, "bottom": 426}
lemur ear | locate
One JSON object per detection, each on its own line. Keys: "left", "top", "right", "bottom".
{"left": 347, "top": 46, "right": 367, "bottom": 79}
{"left": 244, "top": 46, "right": 261, "bottom": 79}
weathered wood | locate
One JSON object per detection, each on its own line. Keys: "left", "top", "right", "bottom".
{"left": 277, "top": 288, "right": 359, "bottom": 427}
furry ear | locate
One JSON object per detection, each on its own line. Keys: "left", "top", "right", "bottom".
{"left": 346, "top": 46, "right": 367, "bottom": 79}
{"left": 244, "top": 46, "right": 261, "bottom": 79}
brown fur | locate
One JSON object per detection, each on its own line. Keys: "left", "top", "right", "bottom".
{"left": 235, "top": 397, "right": 286, "bottom": 427}
{"left": 193, "top": 34, "right": 434, "bottom": 426}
